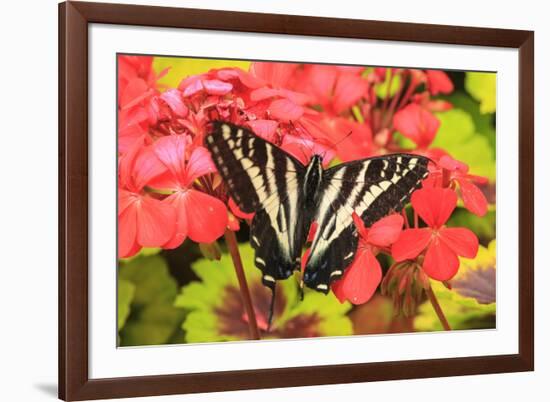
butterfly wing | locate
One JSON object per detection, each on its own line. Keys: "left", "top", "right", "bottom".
{"left": 303, "top": 154, "right": 430, "bottom": 293}
{"left": 206, "top": 122, "right": 308, "bottom": 289}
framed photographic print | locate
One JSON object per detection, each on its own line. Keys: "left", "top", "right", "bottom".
{"left": 59, "top": 1, "right": 534, "bottom": 400}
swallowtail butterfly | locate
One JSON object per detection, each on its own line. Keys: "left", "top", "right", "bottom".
{"left": 206, "top": 122, "right": 429, "bottom": 307}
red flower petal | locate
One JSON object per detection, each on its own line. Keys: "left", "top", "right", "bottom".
{"left": 367, "top": 213, "right": 404, "bottom": 247}
{"left": 420, "top": 174, "right": 439, "bottom": 189}
{"left": 182, "top": 189, "right": 228, "bottom": 243}
{"left": 250, "top": 62, "right": 298, "bottom": 88}
{"left": 268, "top": 98, "right": 304, "bottom": 121}
{"left": 216, "top": 68, "right": 265, "bottom": 89}
{"left": 202, "top": 79, "right": 233, "bottom": 95}
{"left": 280, "top": 134, "right": 335, "bottom": 166}
{"left": 277, "top": 89, "right": 312, "bottom": 105}
{"left": 184, "top": 146, "right": 216, "bottom": 185}
{"left": 162, "top": 192, "right": 189, "bottom": 249}
{"left": 118, "top": 188, "right": 138, "bottom": 216}
{"left": 392, "top": 228, "right": 432, "bottom": 261}
{"left": 426, "top": 70, "right": 454, "bottom": 95}
{"left": 227, "top": 212, "right": 240, "bottom": 231}
{"left": 118, "top": 198, "right": 139, "bottom": 258}
{"left": 133, "top": 146, "right": 170, "bottom": 190}
{"left": 304, "top": 65, "right": 337, "bottom": 103}
{"left": 120, "top": 78, "right": 149, "bottom": 109}
{"left": 332, "top": 72, "right": 369, "bottom": 114}
{"left": 393, "top": 103, "right": 440, "bottom": 148}
{"left": 411, "top": 187, "right": 457, "bottom": 228}
{"left": 160, "top": 89, "right": 188, "bottom": 117}
{"left": 179, "top": 75, "right": 204, "bottom": 97}
{"left": 352, "top": 212, "right": 369, "bottom": 240}
{"left": 153, "top": 135, "right": 187, "bottom": 184}
{"left": 228, "top": 197, "right": 255, "bottom": 220}
{"left": 426, "top": 100, "right": 453, "bottom": 112}
{"left": 118, "top": 137, "right": 143, "bottom": 191}
{"left": 320, "top": 117, "right": 373, "bottom": 162}
{"left": 119, "top": 105, "right": 149, "bottom": 129}
{"left": 372, "top": 67, "right": 385, "bottom": 80}
{"left": 135, "top": 195, "right": 176, "bottom": 247}
{"left": 466, "top": 173, "right": 489, "bottom": 185}
{"left": 247, "top": 120, "right": 279, "bottom": 142}
{"left": 332, "top": 248, "right": 382, "bottom": 305}
{"left": 250, "top": 87, "right": 281, "bottom": 102}
{"left": 422, "top": 236, "right": 459, "bottom": 281}
{"left": 439, "top": 155, "right": 468, "bottom": 173}
{"left": 118, "top": 123, "right": 147, "bottom": 154}
{"left": 439, "top": 227, "right": 479, "bottom": 259}
{"left": 456, "top": 178, "right": 489, "bottom": 217}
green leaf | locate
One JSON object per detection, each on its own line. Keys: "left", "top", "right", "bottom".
{"left": 464, "top": 72, "right": 497, "bottom": 114}
{"left": 118, "top": 255, "right": 185, "bottom": 346}
{"left": 153, "top": 57, "right": 251, "bottom": 90}
{"left": 117, "top": 279, "right": 135, "bottom": 331}
{"left": 432, "top": 109, "right": 495, "bottom": 181}
{"left": 291, "top": 290, "right": 353, "bottom": 336}
{"left": 374, "top": 69, "right": 401, "bottom": 99}
{"left": 443, "top": 91, "right": 496, "bottom": 151}
{"left": 176, "top": 242, "right": 354, "bottom": 342}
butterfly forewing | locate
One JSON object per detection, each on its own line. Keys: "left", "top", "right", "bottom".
{"left": 303, "top": 154, "right": 430, "bottom": 292}
{"left": 206, "top": 122, "right": 308, "bottom": 289}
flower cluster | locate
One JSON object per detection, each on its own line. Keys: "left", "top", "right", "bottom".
{"left": 118, "top": 56, "right": 490, "bottom": 313}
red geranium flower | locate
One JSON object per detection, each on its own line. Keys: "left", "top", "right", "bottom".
{"left": 148, "top": 135, "right": 228, "bottom": 248}
{"left": 118, "top": 139, "right": 176, "bottom": 258}
{"left": 320, "top": 116, "right": 374, "bottom": 161}
{"left": 292, "top": 65, "right": 369, "bottom": 115}
{"left": 430, "top": 155, "right": 489, "bottom": 216}
{"left": 117, "top": 55, "right": 171, "bottom": 153}
{"left": 412, "top": 91, "right": 453, "bottom": 113}
{"left": 332, "top": 213, "right": 404, "bottom": 304}
{"left": 392, "top": 187, "right": 478, "bottom": 281}
{"left": 425, "top": 70, "right": 454, "bottom": 95}
{"left": 393, "top": 103, "right": 440, "bottom": 148}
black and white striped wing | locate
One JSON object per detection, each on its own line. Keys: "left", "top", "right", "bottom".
{"left": 303, "top": 154, "right": 430, "bottom": 293}
{"left": 205, "top": 122, "right": 308, "bottom": 289}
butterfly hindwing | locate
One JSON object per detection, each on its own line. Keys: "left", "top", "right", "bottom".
{"left": 303, "top": 154, "right": 430, "bottom": 292}
{"left": 206, "top": 122, "right": 308, "bottom": 289}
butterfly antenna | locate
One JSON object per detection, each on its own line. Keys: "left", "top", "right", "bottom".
{"left": 321, "top": 130, "right": 353, "bottom": 162}
{"left": 333, "top": 130, "right": 353, "bottom": 148}
{"left": 267, "top": 284, "right": 276, "bottom": 332}
{"left": 297, "top": 143, "right": 310, "bottom": 164}
{"left": 290, "top": 120, "right": 316, "bottom": 158}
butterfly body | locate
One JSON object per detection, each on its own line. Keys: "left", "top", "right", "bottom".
{"left": 206, "top": 122, "right": 429, "bottom": 295}
{"left": 303, "top": 154, "right": 324, "bottom": 207}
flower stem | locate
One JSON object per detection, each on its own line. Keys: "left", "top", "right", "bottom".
{"left": 224, "top": 229, "right": 261, "bottom": 340}
{"left": 402, "top": 209, "right": 410, "bottom": 228}
{"left": 382, "top": 69, "right": 395, "bottom": 113}
{"left": 426, "top": 285, "right": 451, "bottom": 331}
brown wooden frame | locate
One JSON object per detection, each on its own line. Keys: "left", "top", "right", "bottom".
{"left": 59, "top": 1, "right": 534, "bottom": 400}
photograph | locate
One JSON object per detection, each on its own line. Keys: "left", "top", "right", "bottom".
{"left": 117, "top": 55, "right": 497, "bottom": 346}
{"left": 2, "top": 0, "right": 543, "bottom": 400}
